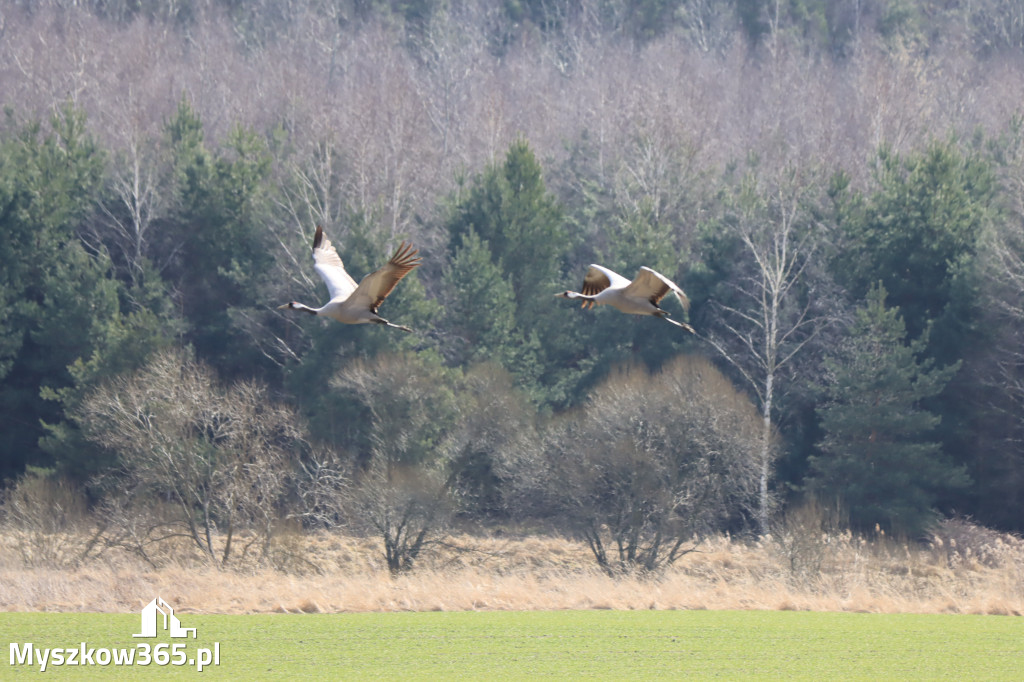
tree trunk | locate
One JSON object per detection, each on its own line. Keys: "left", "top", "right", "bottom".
{"left": 758, "top": 373, "right": 774, "bottom": 535}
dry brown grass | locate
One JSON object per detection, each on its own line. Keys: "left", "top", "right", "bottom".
{"left": 1, "top": 524, "right": 1022, "bottom": 616}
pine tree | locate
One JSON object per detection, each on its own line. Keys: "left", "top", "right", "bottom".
{"left": 0, "top": 106, "right": 109, "bottom": 479}
{"left": 441, "top": 228, "right": 541, "bottom": 389}
{"left": 808, "top": 284, "right": 968, "bottom": 536}
{"left": 162, "top": 97, "right": 276, "bottom": 377}
{"left": 834, "top": 141, "right": 994, "bottom": 363}
{"left": 444, "top": 139, "right": 564, "bottom": 402}
{"left": 447, "top": 138, "right": 565, "bottom": 319}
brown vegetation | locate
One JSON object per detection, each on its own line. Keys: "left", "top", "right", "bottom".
{"left": 1, "top": 519, "right": 1021, "bottom": 616}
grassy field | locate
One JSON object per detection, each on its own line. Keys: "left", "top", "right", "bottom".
{"left": 3, "top": 610, "right": 1023, "bottom": 680}
{"left": 2, "top": 524, "right": 1023, "bottom": 678}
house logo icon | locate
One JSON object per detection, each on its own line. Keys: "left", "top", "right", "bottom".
{"left": 133, "top": 597, "right": 197, "bottom": 639}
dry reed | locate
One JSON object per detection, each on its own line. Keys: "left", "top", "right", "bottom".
{"left": 1, "top": 525, "right": 1022, "bottom": 616}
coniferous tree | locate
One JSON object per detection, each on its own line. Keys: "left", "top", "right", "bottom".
{"left": 444, "top": 139, "right": 566, "bottom": 402}
{"left": 0, "top": 106, "right": 112, "bottom": 479}
{"left": 448, "top": 139, "right": 565, "bottom": 317}
{"left": 808, "top": 284, "right": 968, "bottom": 536}
{"left": 441, "top": 227, "right": 540, "bottom": 383}
{"left": 833, "top": 141, "right": 994, "bottom": 364}
{"left": 831, "top": 141, "right": 995, "bottom": 514}
{"left": 162, "top": 97, "right": 276, "bottom": 378}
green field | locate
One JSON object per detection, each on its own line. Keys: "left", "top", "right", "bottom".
{"left": 3, "top": 609, "right": 1022, "bottom": 680}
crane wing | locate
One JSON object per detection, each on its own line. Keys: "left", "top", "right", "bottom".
{"left": 579, "top": 264, "right": 629, "bottom": 310}
{"left": 312, "top": 226, "right": 358, "bottom": 302}
{"left": 347, "top": 241, "right": 422, "bottom": 313}
{"left": 624, "top": 267, "right": 690, "bottom": 310}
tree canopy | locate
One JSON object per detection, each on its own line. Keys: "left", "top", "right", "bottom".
{"left": 1, "top": 0, "right": 1024, "bottom": 555}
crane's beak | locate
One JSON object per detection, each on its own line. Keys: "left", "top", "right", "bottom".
{"left": 277, "top": 303, "right": 292, "bottom": 310}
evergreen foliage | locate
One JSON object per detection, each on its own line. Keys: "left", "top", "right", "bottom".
{"left": 441, "top": 228, "right": 535, "bottom": 373}
{"left": 163, "top": 98, "right": 277, "bottom": 378}
{"left": 444, "top": 140, "right": 564, "bottom": 402}
{"left": 0, "top": 107, "right": 107, "bottom": 479}
{"left": 447, "top": 139, "right": 565, "bottom": 315}
{"left": 809, "top": 285, "right": 968, "bottom": 536}
{"left": 833, "top": 141, "right": 994, "bottom": 363}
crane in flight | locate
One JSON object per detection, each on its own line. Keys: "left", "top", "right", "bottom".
{"left": 556, "top": 264, "right": 694, "bottom": 333}
{"left": 279, "top": 225, "right": 421, "bottom": 332}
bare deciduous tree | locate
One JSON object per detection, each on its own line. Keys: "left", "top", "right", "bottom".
{"left": 702, "top": 169, "right": 836, "bottom": 533}
{"left": 95, "top": 122, "right": 169, "bottom": 288}
{"left": 292, "top": 444, "right": 352, "bottom": 531}
{"left": 545, "top": 355, "right": 763, "bottom": 575}
{"left": 331, "top": 353, "right": 461, "bottom": 574}
{"left": 77, "top": 349, "right": 302, "bottom": 567}
{"left": 410, "top": 6, "right": 488, "bottom": 165}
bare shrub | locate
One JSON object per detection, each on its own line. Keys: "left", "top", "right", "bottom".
{"left": 88, "top": 484, "right": 196, "bottom": 569}
{"left": 545, "top": 355, "right": 763, "bottom": 575}
{"left": 331, "top": 353, "right": 462, "bottom": 574}
{"left": 770, "top": 498, "right": 847, "bottom": 584}
{"left": 77, "top": 348, "right": 304, "bottom": 568}
{"left": 448, "top": 363, "right": 541, "bottom": 518}
{"left": 351, "top": 462, "right": 455, "bottom": 576}
{"left": 0, "top": 469, "right": 100, "bottom": 568}
{"left": 292, "top": 446, "right": 352, "bottom": 531}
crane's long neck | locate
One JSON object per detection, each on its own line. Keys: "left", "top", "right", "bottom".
{"left": 285, "top": 301, "right": 319, "bottom": 315}
{"left": 565, "top": 291, "right": 595, "bottom": 301}
{"left": 560, "top": 290, "right": 599, "bottom": 310}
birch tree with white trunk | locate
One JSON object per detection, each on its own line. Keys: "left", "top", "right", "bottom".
{"left": 702, "top": 169, "right": 836, "bottom": 534}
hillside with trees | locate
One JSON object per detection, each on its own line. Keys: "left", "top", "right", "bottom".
{"left": 1, "top": 0, "right": 1023, "bottom": 573}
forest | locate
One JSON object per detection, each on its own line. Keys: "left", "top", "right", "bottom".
{"left": 0, "top": 0, "right": 1023, "bottom": 575}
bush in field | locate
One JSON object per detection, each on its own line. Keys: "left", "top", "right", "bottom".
{"left": 330, "top": 352, "right": 462, "bottom": 574}
{"left": 76, "top": 348, "right": 304, "bottom": 567}
{"left": 544, "top": 355, "right": 763, "bottom": 575}
{"left": 0, "top": 467, "right": 99, "bottom": 568}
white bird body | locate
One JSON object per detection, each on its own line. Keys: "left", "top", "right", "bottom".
{"left": 279, "top": 226, "right": 421, "bottom": 332}
{"left": 557, "top": 264, "right": 694, "bottom": 332}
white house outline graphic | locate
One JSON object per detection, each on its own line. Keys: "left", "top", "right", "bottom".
{"left": 133, "top": 597, "right": 197, "bottom": 638}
